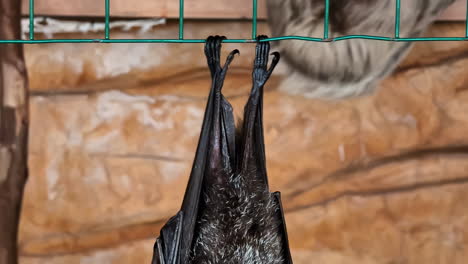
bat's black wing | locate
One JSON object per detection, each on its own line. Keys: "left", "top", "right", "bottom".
{"left": 151, "top": 35, "right": 293, "bottom": 264}
{"left": 151, "top": 36, "right": 239, "bottom": 264}
{"left": 238, "top": 35, "right": 293, "bottom": 263}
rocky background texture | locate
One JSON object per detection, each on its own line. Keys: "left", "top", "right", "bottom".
{"left": 18, "top": 21, "right": 468, "bottom": 264}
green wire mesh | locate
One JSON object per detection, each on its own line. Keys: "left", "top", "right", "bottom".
{"left": 1, "top": 0, "right": 468, "bottom": 44}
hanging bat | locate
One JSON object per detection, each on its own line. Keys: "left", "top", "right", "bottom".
{"left": 150, "top": 36, "right": 293, "bottom": 264}
{"left": 266, "top": 0, "right": 455, "bottom": 99}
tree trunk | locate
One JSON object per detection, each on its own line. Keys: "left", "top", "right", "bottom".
{"left": 0, "top": 0, "right": 30, "bottom": 264}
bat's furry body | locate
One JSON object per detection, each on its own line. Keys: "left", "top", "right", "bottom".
{"left": 151, "top": 36, "right": 292, "bottom": 264}
{"left": 190, "top": 177, "right": 284, "bottom": 263}
{"left": 266, "top": 0, "right": 455, "bottom": 99}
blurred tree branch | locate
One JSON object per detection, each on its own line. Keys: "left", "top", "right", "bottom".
{"left": 0, "top": 0, "right": 29, "bottom": 263}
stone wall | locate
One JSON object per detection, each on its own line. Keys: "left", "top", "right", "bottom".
{"left": 19, "top": 20, "right": 468, "bottom": 264}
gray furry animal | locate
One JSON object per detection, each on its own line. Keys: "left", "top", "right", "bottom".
{"left": 266, "top": 0, "right": 455, "bottom": 99}
{"left": 151, "top": 36, "right": 292, "bottom": 264}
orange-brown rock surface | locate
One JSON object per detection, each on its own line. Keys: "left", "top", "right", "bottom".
{"left": 19, "top": 21, "right": 468, "bottom": 264}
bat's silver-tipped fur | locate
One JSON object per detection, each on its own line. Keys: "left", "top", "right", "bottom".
{"left": 266, "top": 0, "right": 455, "bottom": 99}
{"left": 190, "top": 177, "right": 284, "bottom": 263}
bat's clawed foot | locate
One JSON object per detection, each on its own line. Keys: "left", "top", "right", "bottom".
{"left": 205, "top": 35, "right": 239, "bottom": 80}
{"left": 253, "top": 35, "right": 280, "bottom": 88}
{"left": 205, "top": 35, "right": 224, "bottom": 77}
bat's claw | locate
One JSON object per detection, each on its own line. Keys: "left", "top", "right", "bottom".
{"left": 219, "top": 49, "right": 240, "bottom": 79}
{"left": 267, "top": 51, "right": 280, "bottom": 77}
{"left": 205, "top": 36, "right": 239, "bottom": 80}
{"left": 205, "top": 35, "right": 225, "bottom": 78}
{"left": 253, "top": 35, "right": 280, "bottom": 87}
{"left": 224, "top": 49, "right": 240, "bottom": 67}
{"left": 254, "top": 35, "right": 269, "bottom": 69}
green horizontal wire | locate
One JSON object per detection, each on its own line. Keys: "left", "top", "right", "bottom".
{"left": 1, "top": 36, "right": 467, "bottom": 44}
{"left": 105, "top": 0, "right": 110, "bottom": 39}
{"left": 0, "top": 0, "right": 462, "bottom": 44}
{"left": 252, "top": 0, "right": 258, "bottom": 39}
{"left": 29, "top": 0, "right": 35, "bottom": 40}
{"left": 324, "top": 0, "right": 330, "bottom": 39}
{"left": 0, "top": 0, "right": 464, "bottom": 44}
{"left": 179, "top": 0, "right": 184, "bottom": 39}
{"left": 395, "top": 0, "right": 401, "bottom": 38}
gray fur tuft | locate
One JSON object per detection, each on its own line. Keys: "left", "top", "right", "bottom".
{"left": 189, "top": 172, "right": 284, "bottom": 264}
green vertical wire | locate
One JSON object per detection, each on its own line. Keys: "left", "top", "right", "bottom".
{"left": 466, "top": 0, "right": 468, "bottom": 37}
{"left": 105, "top": 0, "right": 110, "bottom": 39}
{"left": 324, "top": 0, "right": 330, "bottom": 39}
{"left": 395, "top": 0, "right": 401, "bottom": 38}
{"left": 252, "top": 0, "right": 258, "bottom": 39}
{"left": 29, "top": 0, "right": 34, "bottom": 40}
{"left": 179, "top": 0, "right": 184, "bottom": 39}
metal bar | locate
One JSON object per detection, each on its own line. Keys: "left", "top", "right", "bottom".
{"left": 395, "top": 0, "right": 401, "bottom": 38}
{"left": 265, "top": 36, "right": 468, "bottom": 41}
{"left": 179, "top": 0, "right": 184, "bottom": 39}
{"left": 1, "top": 36, "right": 467, "bottom": 44}
{"left": 252, "top": 0, "right": 258, "bottom": 39}
{"left": 466, "top": 0, "right": 468, "bottom": 37}
{"left": 29, "top": 0, "right": 35, "bottom": 40}
{"left": 324, "top": 0, "right": 330, "bottom": 39}
{"left": 105, "top": 0, "right": 110, "bottom": 39}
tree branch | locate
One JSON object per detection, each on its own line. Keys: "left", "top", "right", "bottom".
{"left": 0, "top": 0, "right": 29, "bottom": 264}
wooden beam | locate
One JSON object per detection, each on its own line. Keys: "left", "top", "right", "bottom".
{"left": 20, "top": 0, "right": 267, "bottom": 19}
{"left": 20, "top": 0, "right": 166, "bottom": 18}
{"left": 19, "top": 0, "right": 464, "bottom": 20}
{"left": 0, "top": 0, "right": 29, "bottom": 263}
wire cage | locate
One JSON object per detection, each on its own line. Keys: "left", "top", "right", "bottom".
{"left": 0, "top": 0, "right": 468, "bottom": 44}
